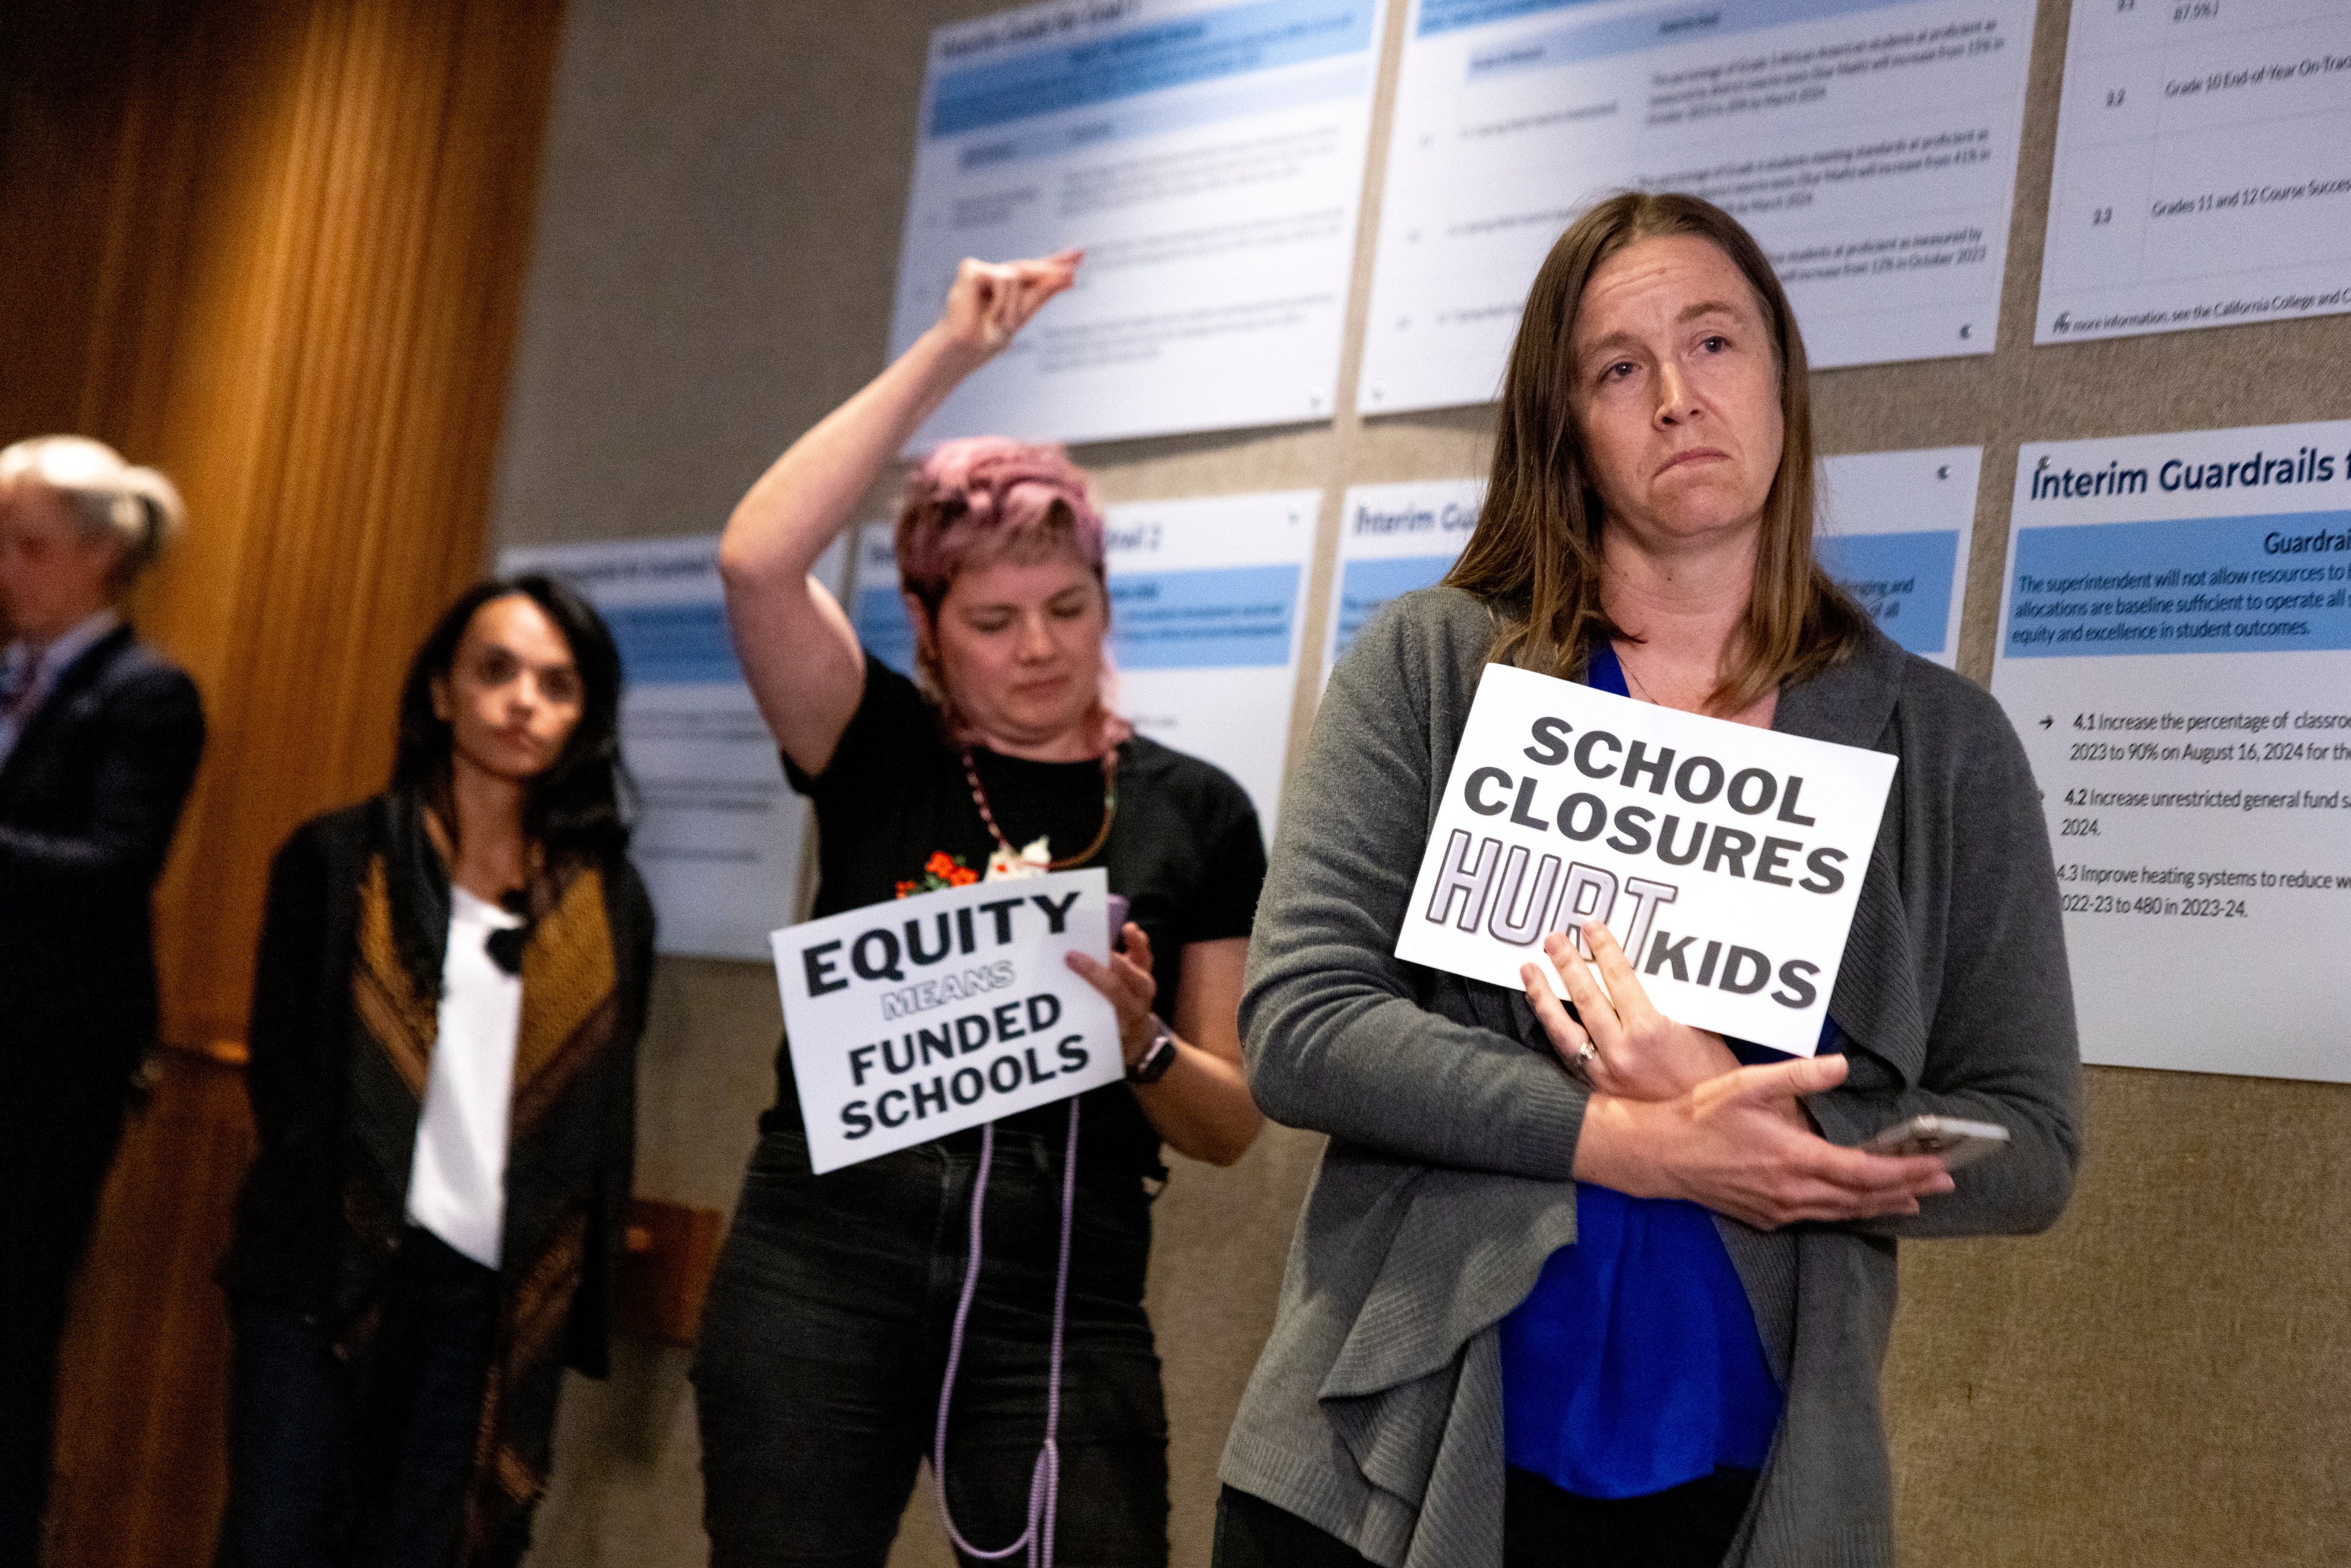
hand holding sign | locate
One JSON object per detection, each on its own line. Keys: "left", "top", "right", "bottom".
{"left": 1521, "top": 919, "right": 1742, "bottom": 1105}
{"left": 1065, "top": 922, "right": 1158, "bottom": 1067}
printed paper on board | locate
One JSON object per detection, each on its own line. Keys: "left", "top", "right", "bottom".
{"left": 1989, "top": 417, "right": 2351, "bottom": 1083}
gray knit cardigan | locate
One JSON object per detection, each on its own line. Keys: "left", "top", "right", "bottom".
{"left": 1220, "top": 587, "right": 2082, "bottom": 1568}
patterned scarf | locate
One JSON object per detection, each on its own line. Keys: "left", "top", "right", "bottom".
{"left": 339, "top": 801, "right": 621, "bottom": 1562}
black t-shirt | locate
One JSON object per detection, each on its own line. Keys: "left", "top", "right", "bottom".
{"left": 768, "top": 655, "right": 1268, "bottom": 1177}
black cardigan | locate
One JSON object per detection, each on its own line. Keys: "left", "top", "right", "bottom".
{"left": 220, "top": 795, "right": 656, "bottom": 1378}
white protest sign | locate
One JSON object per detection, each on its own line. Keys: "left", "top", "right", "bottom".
{"left": 1397, "top": 666, "right": 1898, "bottom": 1054}
{"left": 770, "top": 869, "right": 1123, "bottom": 1172}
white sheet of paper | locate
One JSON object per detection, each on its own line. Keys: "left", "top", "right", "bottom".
{"left": 890, "top": 0, "right": 1386, "bottom": 447}
{"left": 771, "top": 869, "right": 1123, "bottom": 1172}
{"left": 1357, "top": 0, "right": 2039, "bottom": 415}
{"left": 1321, "top": 479, "right": 1483, "bottom": 687}
{"left": 1397, "top": 664, "right": 1897, "bottom": 1053}
{"left": 854, "top": 490, "right": 1316, "bottom": 833}
{"left": 1989, "top": 419, "right": 2351, "bottom": 1082}
{"left": 2034, "top": 0, "right": 2351, "bottom": 347}
{"left": 500, "top": 534, "right": 846, "bottom": 960}
{"left": 1817, "top": 447, "right": 1982, "bottom": 669}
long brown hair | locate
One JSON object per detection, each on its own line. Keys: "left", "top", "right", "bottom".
{"left": 1443, "top": 191, "right": 1866, "bottom": 712}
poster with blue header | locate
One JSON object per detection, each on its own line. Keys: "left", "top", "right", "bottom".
{"left": 1990, "top": 418, "right": 2351, "bottom": 1082}
{"left": 1815, "top": 445, "right": 1980, "bottom": 668}
{"left": 1360, "top": 0, "right": 2039, "bottom": 415}
{"left": 891, "top": 0, "right": 1387, "bottom": 446}
{"left": 500, "top": 533, "right": 848, "bottom": 960}
{"left": 1322, "top": 479, "right": 1485, "bottom": 688}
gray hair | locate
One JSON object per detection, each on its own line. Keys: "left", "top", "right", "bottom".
{"left": 0, "top": 435, "right": 186, "bottom": 588}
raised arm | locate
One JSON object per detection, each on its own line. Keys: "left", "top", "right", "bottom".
{"left": 718, "top": 250, "right": 1080, "bottom": 776}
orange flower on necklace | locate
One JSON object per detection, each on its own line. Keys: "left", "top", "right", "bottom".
{"left": 899, "top": 850, "right": 981, "bottom": 898}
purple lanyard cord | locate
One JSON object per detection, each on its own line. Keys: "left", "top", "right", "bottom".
{"left": 931, "top": 1099, "right": 1082, "bottom": 1568}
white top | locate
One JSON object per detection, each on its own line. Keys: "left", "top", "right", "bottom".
{"left": 407, "top": 886, "right": 525, "bottom": 1268}
{"left": 0, "top": 608, "right": 120, "bottom": 768}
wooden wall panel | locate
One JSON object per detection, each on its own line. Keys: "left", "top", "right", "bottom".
{"left": 47, "top": 1059, "right": 254, "bottom": 1568}
{"left": 0, "top": 1, "right": 191, "bottom": 455}
{"left": 1, "top": 2, "right": 567, "bottom": 1562}
{"left": 0, "top": 0, "right": 566, "bottom": 1051}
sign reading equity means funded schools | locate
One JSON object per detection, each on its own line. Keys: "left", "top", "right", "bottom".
{"left": 770, "top": 869, "right": 1123, "bottom": 1173}
{"left": 1397, "top": 666, "right": 1898, "bottom": 1055}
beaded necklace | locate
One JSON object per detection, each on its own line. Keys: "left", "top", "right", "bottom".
{"left": 958, "top": 745, "right": 1118, "bottom": 871}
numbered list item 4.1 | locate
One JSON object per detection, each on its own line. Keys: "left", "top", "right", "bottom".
{"left": 2049, "top": 704, "right": 2351, "bottom": 920}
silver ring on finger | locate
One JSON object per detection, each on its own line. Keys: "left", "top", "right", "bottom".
{"left": 1573, "top": 1041, "right": 1600, "bottom": 1076}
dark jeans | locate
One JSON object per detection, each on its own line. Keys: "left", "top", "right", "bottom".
{"left": 692, "top": 1120, "right": 1168, "bottom": 1568}
{"left": 0, "top": 1084, "right": 126, "bottom": 1568}
{"left": 1212, "top": 1468, "right": 1758, "bottom": 1568}
{"left": 214, "top": 1229, "right": 502, "bottom": 1568}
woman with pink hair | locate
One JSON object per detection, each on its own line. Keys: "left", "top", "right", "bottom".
{"left": 697, "top": 252, "right": 1266, "bottom": 1567}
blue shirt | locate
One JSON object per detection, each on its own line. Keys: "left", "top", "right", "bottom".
{"left": 1497, "top": 643, "right": 1836, "bottom": 1500}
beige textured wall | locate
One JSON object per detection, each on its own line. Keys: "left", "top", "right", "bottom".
{"left": 493, "top": 1, "right": 2351, "bottom": 1564}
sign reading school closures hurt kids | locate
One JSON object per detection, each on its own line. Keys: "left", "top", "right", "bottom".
{"left": 770, "top": 870, "right": 1123, "bottom": 1173}
{"left": 1397, "top": 667, "right": 1897, "bottom": 1054}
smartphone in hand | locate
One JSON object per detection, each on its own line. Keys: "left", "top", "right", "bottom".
{"left": 1859, "top": 1114, "right": 2010, "bottom": 1172}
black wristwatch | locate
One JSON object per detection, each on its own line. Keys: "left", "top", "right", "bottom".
{"left": 1127, "top": 1016, "right": 1178, "bottom": 1084}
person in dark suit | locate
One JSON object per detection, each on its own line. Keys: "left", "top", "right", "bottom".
{"left": 0, "top": 435, "right": 206, "bottom": 1568}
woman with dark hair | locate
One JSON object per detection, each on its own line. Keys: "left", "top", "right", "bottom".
{"left": 0, "top": 437, "right": 204, "bottom": 1567}
{"left": 1214, "top": 193, "right": 2082, "bottom": 1568}
{"left": 694, "top": 252, "right": 1266, "bottom": 1566}
{"left": 214, "top": 576, "right": 654, "bottom": 1568}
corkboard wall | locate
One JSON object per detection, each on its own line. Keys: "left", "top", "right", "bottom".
{"left": 491, "top": 1, "right": 2351, "bottom": 1563}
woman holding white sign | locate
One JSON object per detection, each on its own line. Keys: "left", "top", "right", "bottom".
{"left": 1216, "top": 194, "right": 2082, "bottom": 1568}
{"left": 700, "top": 250, "right": 1267, "bottom": 1566}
